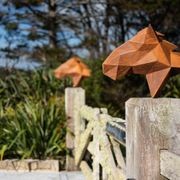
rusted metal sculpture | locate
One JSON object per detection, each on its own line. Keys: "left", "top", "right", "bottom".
{"left": 54, "top": 57, "right": 91, "bottom": 87}
{"left": 103, "top": 25, "right": 180, "bottom": 97}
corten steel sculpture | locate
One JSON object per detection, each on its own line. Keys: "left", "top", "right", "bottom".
{"left": 103, "top": 25, "right": 180, "bottom": 97}
{"left": 54, "top": 57, "right": 91, "bottom": 87}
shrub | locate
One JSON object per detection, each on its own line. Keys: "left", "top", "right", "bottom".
{"left": 0, "top": 69, "right": 67, "bottom": 160}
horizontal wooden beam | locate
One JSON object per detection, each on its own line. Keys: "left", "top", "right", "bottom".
{"left": 160, "top": 150, "right": 180, "bottom": 179}
{"left": 106, "top": 120, "right": 126, "bottom": 146}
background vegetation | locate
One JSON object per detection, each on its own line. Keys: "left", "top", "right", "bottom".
{"left": 0, "top": 64, "right": 179, "bottom": 161}
{"left": 0, "top": 0, "right": 179, "bottom": 161}
{"left": 0, "top": 69, "right": 67, "bottom": 161}
{"left": 0, "top": 0, "right": 179, "bottom": 62}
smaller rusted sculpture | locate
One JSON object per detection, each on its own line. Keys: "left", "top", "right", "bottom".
{"left": 54, "top": 57, "right": 91, "bottom": 87}
{"left": 103, "top": 25, "right": 180, "bottom": 97}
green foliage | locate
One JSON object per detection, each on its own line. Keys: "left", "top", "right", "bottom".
{"left": 0, "top": 63, "right": 179, "bottom": 160}
{"left": 0, "top": 69, "right": 68, "bottom": 160}
{"left": 0, "top": 69, "right": 66, "bottom": 107}
{"left": 82, "top": 59, "right": 104, "bottom": 106}
{"left": 82, "top": 59, "right": 148, "bottom": 117}
{"left": 161, "top": 74, "right": 180, "bottom": 98}
{"left": 0, "top": 97, "right": 66, "bottom": 160}
{"left": 82, "top": 59, "right": 180, "bottom": 118}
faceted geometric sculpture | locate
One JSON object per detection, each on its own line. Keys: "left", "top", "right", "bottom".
{"left": 103, "top": 25, "right": 180, "bottom": 97}
{"left": 54, "top": 57, "right": 91, "bottom": 87}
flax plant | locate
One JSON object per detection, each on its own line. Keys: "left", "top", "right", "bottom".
{"left": 0, "top": 69, "right": 68, "bottom": 160}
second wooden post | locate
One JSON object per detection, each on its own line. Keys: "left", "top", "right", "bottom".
{"left": 65, "top": 87, "right": 85, "bottom": 170}
{"left": 126, "top": 98, "right": 180, "bottom": 180}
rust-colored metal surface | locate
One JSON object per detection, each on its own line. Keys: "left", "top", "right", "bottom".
{"left": 103, "top": 25, "right": 180, "bottom": 97}
{"left": 54, "top": 57, "right": 91, "bottom": 87}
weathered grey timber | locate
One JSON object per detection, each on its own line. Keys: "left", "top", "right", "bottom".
{"left": 65, "top": 88, "right": 85, "bottom": 170}
{"left": 65, "top": 88, "right": 180, "bottom": 179}
{"left": 160, "top": 150, "right": 180, "bottom": 179}
{"left": 126, "top": 98, "right": 180, "bottom": 180}
{"left": 65, "top": 88, "right": 126, "bottom": 180}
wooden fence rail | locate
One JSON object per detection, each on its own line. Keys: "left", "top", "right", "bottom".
{"left": 65, "top": 88, "right": 180, "bottom": 180}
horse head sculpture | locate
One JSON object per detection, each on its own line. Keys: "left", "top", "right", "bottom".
{"left": 54, "top": 57, "right": 91, "bottom": 87}
{"left": 103, "top": 25, "right": 180, "bottom": 97}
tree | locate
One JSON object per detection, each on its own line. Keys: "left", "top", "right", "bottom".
{"left": 63, "top": 0, "right": 180, "bottom": 58}
{"left": 0, "top": 0, "right": 179, "bottom": 64}
{"left": 0, "top": 0, "right": 81, "bottom": 63}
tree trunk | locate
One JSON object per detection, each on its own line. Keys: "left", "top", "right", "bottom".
{"left": 48, "top": 0, "right": 58, "bottom": 48}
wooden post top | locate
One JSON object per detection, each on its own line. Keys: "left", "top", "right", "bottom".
{"left": 65, "top": 87, "right": 85, "bottom": 90}
{"left": 126, "top": 97, "right": 180, "bottom": 105}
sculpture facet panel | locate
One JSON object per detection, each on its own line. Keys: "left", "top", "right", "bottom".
{"left": 54, "top": 57, "right": 91, "bottom": 87}
{"left": 103, "top": 25, "right": 180, "bottom": 97}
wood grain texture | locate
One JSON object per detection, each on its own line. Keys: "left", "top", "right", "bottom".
{"left": 65, "top": 88, "right": 85, "bottom": 170}
{"left": 160, "top": 150, "right": 180, "bottom": 179}
{"left": 65, "top": 88, "right": 126, "bottom": 179}
{"left": 126, "top": 98, "right": 180, "bottom": 180}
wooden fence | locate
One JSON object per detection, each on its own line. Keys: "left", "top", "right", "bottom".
{"left": 65, "top": 88, "right": 180, "bottom": 180}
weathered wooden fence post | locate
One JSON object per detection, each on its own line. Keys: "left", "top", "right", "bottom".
{"left": 65, "top": 88, "right": 85, "bottom": 170}
{"left": 126, "top": 98, "right": 180, "bottom": 180}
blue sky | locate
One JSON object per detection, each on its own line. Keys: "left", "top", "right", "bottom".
{"left": 0, "top": 0, "right": 86, "bottom": 70}
{"left": 0, "top": 25, "right": 41, "bottom": 70}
